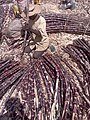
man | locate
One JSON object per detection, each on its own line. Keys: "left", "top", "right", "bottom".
{"left": 5, "top": 4, "right": 49, "bottom": 59}
{"left": 61, "top": 0, "right": 76, "bottom": 10}
{"left": 22, "top": 4, "right": 49, "bottom": 59}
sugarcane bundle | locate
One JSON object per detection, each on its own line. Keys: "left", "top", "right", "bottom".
{"left": 1, "top": 3, "right": 90, "bottom": 36}
{"left": 63, "top": 38, "right": 90, "bottom": 120}
{"left": 0, "top": 47, "right": 90, "bottom": 119}
{"left": 0, "top": 55, "right": 73, "bottom": 119}
{"left": 43, "top": 13, "right": 90, "bottom": 36}
{"left": 63, "top": 38, "right": 90, "bottom": 74}
{"left": 0, "top": 0, "right": 13, "bottom": 5}
{"left": 0, "top": 58, "right": 25, "bottom": 100}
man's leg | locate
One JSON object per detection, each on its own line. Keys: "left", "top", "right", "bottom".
{"left": 33, "top": 51, "right": 45, "bottom": 59}
{"left": 24, "top": 45, "right": 32, "bottom": 53}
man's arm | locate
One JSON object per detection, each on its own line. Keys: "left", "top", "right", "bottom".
{"left": 31, "top": 17, "right": 47, "bottom": 38}
{"left": 30, "top": 28, "right": 41, "bottom": 36}
{"left": 23, "top": 23, "right": 41, "bottom": 36}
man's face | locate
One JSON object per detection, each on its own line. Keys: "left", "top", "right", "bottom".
{"left": 29, "top": 14, "right": 37, "bottom": 20}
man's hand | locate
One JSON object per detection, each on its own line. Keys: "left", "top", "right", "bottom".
{"left": 29, "top": 28, "right": 41, "bottom": 36}
{"left": 22, "top": 23, "right": 30, "bottom": 31}
{"left": 22, "top": 23, "right": 41, "bottom": 36}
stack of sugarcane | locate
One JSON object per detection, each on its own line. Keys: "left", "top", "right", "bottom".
{"left": 0, "top": 39, "right": 90, "bottom": 120}
{"left": 63, "top": 38, "right": 90, "bottom": 120}
{"left": 1, "top": 2, "right": 90, "bottom": 36}
{"left": 0, "top": 54, "right": 74, "bottom": 119}
{"left": 0, "top": 58, "right": 25, "bottom": 100}
{"left": 2, "top": 12, "right": 90, "bottom": 49}
{"left": 0, "top": 0, "right": 13, "bottom": 5}
{"left": 43, "top": 13, "right": 90, "bottom": 35}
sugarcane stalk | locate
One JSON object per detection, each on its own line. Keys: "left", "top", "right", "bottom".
{"left": 0, "top": 65, "right": 22, "bottom": 84}
{"left": 73, "top": 39, "right": 90, "bottom": 54}
{"left": 0, "top": 59, "right": 11, "bottom": 73}
{"left": 54, "top": 54, "right": 71, "bottom": 119}
{"left": 43, "top": 54, "right": 63, "bottom": 119}
{"left": 0, "top": 65, "right": 29, "bottom": 115}
{"left": 64, "top": 43, "right": 90, "bottom": 75}
{"left": 63, "top": 39, "right": 90, "bottom": 107}
{"left": 41, "top": 60, "right": 55, "bottom": 95}
{"left": 68, "top": 45, "right": 90, "bottom": 72}
{"left": 0, "top": 61, "right": 19, "bottom": 75}
{"left": 0, "top": 61, "right": 18, "bottom": 77}
{"left": 39, "top": 59, "right": 53, "bottom": 100}
{"left": 73, "top": 39, "right": 90, "bottom": 62}
{"left": 63, "top": 46, "right": 86, "bottom": 73}
{"left": 34, "top": 63, "right": 47, "bottom": 119}
{"left": 0, "top": 69, "right": 24, "bottom": 99}
{"left": 0, "top": 59, "right": 9, "bottom": 65}
{"left": 38, "top": 60, "right": 53, "bottom": 119}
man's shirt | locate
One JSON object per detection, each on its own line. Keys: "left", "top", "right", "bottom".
{"left": 28, "top": 15, "right": 49, "bottom": 51}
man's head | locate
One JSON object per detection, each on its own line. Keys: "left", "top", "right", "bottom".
{"left": 28, "top": 4, "right": 41, "bottom": 16}
{"left": 21, "top": 4, "right": 41, "bottom": 19}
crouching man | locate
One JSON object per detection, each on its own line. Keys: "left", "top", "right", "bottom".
{"left": 22, "top": 4, "right": 49, "bottom": 59}
{"left": 5, "top": 4, "right": 49, "bottom": 59}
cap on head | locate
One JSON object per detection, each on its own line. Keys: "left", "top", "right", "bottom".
{"left": 21, "top": 4, "right": 41, "bottom": 18}
{"left": 28, "top": 4, "right": 41, "bottom": 16}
